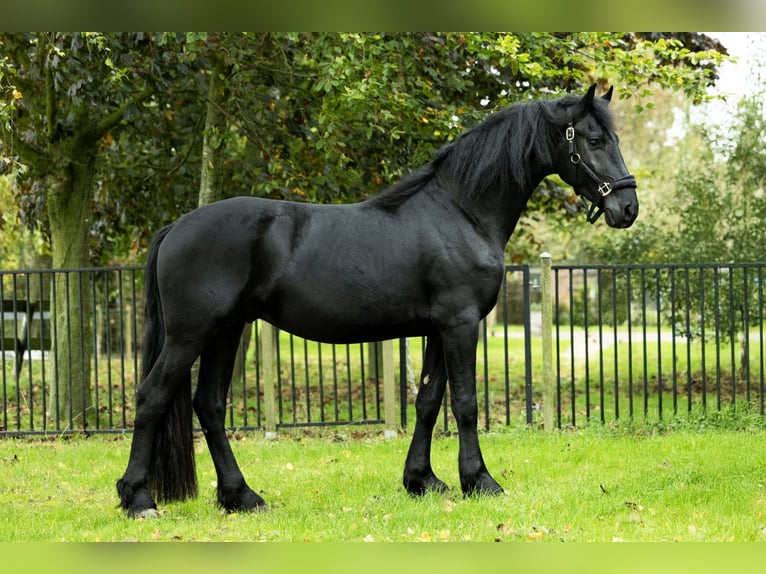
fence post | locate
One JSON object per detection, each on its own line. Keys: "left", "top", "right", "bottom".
{"left": 260, "top": 320, "right": 278, "bottom": 439}
{"left": 382, "top": 338, "right": 397, "bottom": 437}
{"left": 541, "top": 252, "right": 554, "bottom": 431}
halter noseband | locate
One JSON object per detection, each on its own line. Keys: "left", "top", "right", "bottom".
{"left": 566, "top": 122, "right": 637, "bottom": 224}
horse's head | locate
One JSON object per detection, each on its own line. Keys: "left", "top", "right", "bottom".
{"left": 554, "top": 84, "right": 638, "bottom": 228}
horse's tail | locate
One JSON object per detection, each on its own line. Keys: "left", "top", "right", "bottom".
{"left": 141, "top": 223, "right": 198, "bottom": 503}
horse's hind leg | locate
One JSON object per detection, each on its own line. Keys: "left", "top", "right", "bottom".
{"left": 403, "top": 335, "right": 450, "bottom": 495}
{"left": 117, "top": 341, "right": 200, "bottom": 517}
{"left": 193, "top": 321, "right": 267, "bottom": 513}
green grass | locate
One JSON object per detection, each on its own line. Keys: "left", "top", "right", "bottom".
{"left": 2, "top": 424, "right": 766, "bottom": 542}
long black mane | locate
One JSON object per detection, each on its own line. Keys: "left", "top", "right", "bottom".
{"left": 370, "top": 94, "right": 615, "bottom": 211}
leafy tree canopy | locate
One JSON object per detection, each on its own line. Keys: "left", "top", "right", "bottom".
{"left": 0, "top": 32, "right": 728, "bottom": 265}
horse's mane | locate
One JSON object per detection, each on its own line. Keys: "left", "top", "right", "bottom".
{"left": 370, "top": 93, "right": 615, "bottom": 212}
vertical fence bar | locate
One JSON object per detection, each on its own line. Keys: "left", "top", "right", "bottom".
{"left": 253, "top": 320, "right": 262, "bottom": 428}
{"left": 331, "top": 345, "right": 340, "bottom": 422}
{"left": 583, "top": 269, "right": 590, "bottom": 422}
{"left": 1, "top": 275, "right": 7, "bottom": 432}
{"left": 612, "top": 269, "right": 620, "bottom": 422}
{"left": 399, "top": 338, "right": 409, "bottom": 427}
{"left": 684, "top": 267, "right": 692, "bottom": 415}
{"left": 670, "top": 267, "right": 678, "bottom": 416}
{"left": 640, "top": 268, "right": 649, "bottom": 419}
{"left": 38, "top": 272, "right": 49, "bottom": 432}
{"left": 346, "top": 344, "right": 355, "bottom": 424}
{"left": 568, "top": 268, "right": 576, "bottom": 426}
{"left": 260, "top": 321, "right": 277, "bottom": 438}
{"left": 714, "top": 266, "right": 722, "bottom": 412}
{"left": 278, "top": 333, "right": 289, "bottom": 425}
{"left": 759, "top": 267, "right": 764, "bottom": 415}
{"left": 92, "top": 271, "right": 100, "bottom": 431}
{"left": 24, "top": 272, "right": 33, "bottom": 430}
{"left": 743, "top": 267, "right": 751, "bottom": 407}
{"left": 626, "top": 268, "right": 634, "bottom": 419}
{"left": 729, "top": 267, "right": 736, "bottom": 412}
{"left": 481, "top": 318, "right": 490, "bottom": 430}
{"left": 382, "top": 339, "right": 397, "bottom": 436}
{"left": 522, "top": 265, "right": 533, "bottom": 426}
{"left": 105, "top": 271, "right": 115, "bottom": 430}
{"left": 130, "top": 268, "right": 140, "bottom": 417}
{"left": 554, "top": 267, "right": 562, "bottom": 427}
{"left": 502, "top": 271, "right": 511, "bottom": 427}
{"left": 655, "top": 268, "right": 663, "bottom": 421}
{"left": 540, "top": 253, "right": 553, "bottom": 431}
{"left": 596, "top": 268, "right": 605, "bottom": 423}
{"left": 699, "top": 268, "right": 707, "bottom": 414}
{"left": 11, "top": 274, "right": 20, "bottom": 432}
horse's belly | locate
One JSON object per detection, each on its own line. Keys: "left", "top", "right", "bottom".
{"left": 250, "top": 279, "right": 430, "bottom": 344}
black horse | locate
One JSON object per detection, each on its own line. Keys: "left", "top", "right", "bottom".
{"left": 117, "top": 84, "right": 638, "bottom": 517}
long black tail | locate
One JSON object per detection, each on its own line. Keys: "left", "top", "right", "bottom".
{"left": 141, "top": 224, "right": 198, "bottom": 503}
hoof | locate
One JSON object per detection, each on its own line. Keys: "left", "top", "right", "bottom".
{"left": 461, "top": 473, "right": 504, "bottom": 497}
{"left": 403, "top": 470, "right": 450, "bottom": 496}
{"left": 117, "top": 478, "right": 159, "bottom": 519}
{"left": 219, "top": 484, "right": 268, "bottom": 514}
{"left": 134, "top": 508, "right": 162, "bottom": 519}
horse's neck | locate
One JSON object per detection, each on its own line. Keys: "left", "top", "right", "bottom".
{"left": 457, "top": 178, "right": 542, "bottom": 249}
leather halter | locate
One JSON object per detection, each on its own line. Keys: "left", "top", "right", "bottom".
{"left": 566, "top": 122, "right": 637, "bottom": 224}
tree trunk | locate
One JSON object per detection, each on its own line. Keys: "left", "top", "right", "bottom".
{"left": 198, "top": 55, "right": 231, "bottom": 208}
{"left": 47, "top": 157, "right": 95, "bottom": 428}
{"left": 196, "top": 54, "right": 251, "bottom": 387}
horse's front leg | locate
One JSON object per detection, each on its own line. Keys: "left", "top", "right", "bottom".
{"left": 403, "top": 335, "right": 449, "bottom": 495}
{"left": 441, "top": 317, "right": 503, "bottom": 496}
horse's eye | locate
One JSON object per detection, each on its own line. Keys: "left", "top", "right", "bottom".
{"left": 588, "top": 138, "right": 601, "bottom": 147}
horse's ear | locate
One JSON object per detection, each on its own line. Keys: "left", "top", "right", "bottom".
{"left": 582, "top": 83, "right": 597, "bottom": 108}
{"left": 601, "top": 86, "right": 614, "bottom": 103}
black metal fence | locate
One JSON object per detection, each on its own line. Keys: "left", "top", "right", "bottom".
{"left": 552, "top": 263, "right": 766, "bottom": 426}
{"left": 1, "top": 262, "right": 764, "bottom": 436}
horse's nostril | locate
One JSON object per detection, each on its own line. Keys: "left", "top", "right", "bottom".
{"left": 625, "top": 201, "right": 638, "bottom": 220}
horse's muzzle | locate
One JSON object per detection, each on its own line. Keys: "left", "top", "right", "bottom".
{"left": 603, "top": 191, "right": 639, "bottom": 228}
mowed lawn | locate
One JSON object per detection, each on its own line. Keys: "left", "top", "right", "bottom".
{"left": 2, "top": 426, "right": 766, "bottom": 542}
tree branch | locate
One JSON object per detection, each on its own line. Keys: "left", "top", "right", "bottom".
{"left": 91, "top": 85, "right": 157, "bottom": 143}
{"left": 0, "top": 122, "right": 52, "bottom": 176}
{"left": 44, "top": 33, "right": 57, "bottom": 144}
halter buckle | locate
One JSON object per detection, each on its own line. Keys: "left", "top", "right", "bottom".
{"left": 598, "top": 182, "right": 613, "bottom": 197}
{"left": 565, "top": 125, "right": 575, "bottom": 142}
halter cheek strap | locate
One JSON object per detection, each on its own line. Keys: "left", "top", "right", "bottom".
{"left": 566, "top": 122, "right": 637, "bottom": 224}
